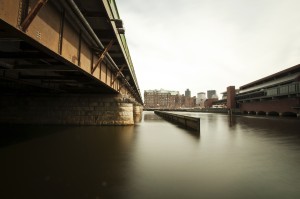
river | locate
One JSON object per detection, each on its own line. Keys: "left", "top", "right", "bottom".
{"left": 1, "top": 111, "right": 300, "bottom": 199}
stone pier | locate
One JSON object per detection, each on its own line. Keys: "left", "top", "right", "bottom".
{"left": 133, "top": 103, "right": 143, "bottom": 123}
{"left": 0, "top": 94, "right": 143, "bottom": 125}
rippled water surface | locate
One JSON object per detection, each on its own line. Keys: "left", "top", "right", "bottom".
{"left": 1, "top": 111, "right": 300, "bottom": 199}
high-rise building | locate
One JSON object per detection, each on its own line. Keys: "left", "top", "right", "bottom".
{"left": 185, "top": 89, "right": 191, "bottom": 97}
{"left": 196, "top": 92, "right": 206, "bottom": 103}
{"left": 196, "top": 92, "right": 206, "bottom": 108}
{"left": 207, "top": 90, "right": 216, "bottom": 99}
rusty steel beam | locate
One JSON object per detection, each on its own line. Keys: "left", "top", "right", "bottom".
{"left": 80, "top": 11, "right": 107, "bottom": 18}
{"left": 91, "top": 39, "right": 114, "bottom": 74}
{"left": 118, "top": 80, "right": 131, "bottom": 92}
{"left": 58, "top": 9, "right": 65, "bottom": 55}
{"left": 0, "top": 68, "right": 77, "bottom": 72}
{"left": 19, "top": 74, "right": 87, "bottom": 81}
{"left": 12, "top": 64, "right": 69, "bottom": 69}
{"left": 20, "top": 0, "right": 48, "bottom": 32}
{"left": 118, "top": 82, "right": 126, "bottom": 92}
{"left": 111, "top": 65, "right": 125, "bottom": 86}
{"left": 0, "top": 52, "right": 49, "bottom": 59}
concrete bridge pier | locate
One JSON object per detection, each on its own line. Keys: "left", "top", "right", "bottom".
{"left": 133, "top": 103, "right": 143, "bottom": 123}
{"left": 0, "top": 94, "right": 143, "bottom": 125}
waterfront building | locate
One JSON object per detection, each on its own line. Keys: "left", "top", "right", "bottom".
{"left": 144, "top": 89, "right": 179, "bottom": 109}
{"left": 144, "top": 89, "right": 196, "bottom": 109}
{"left": 236, "top": 64, "right": 300, "bottom": 116}
{"left": 212, "top": 64, "right": 300, "bottom": 116}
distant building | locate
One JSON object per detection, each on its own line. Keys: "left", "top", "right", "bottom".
{"left": 205, "top": 91, "right": 219, "bottom": 108}
{"left": 196, "top": 92, "right": 206, "bottom": 108}
{"left": 211, "top": 94, "right": 218, "bottom": 99}
{"left": 181, "top": 95, "right": 196, "bottom": 108}
{"left": 144, "top": 89, "right": 196, "bottom": 109}
{"left": 204, "top": 98, "right": 218, "bottom": 108}
{"left": 144, "top": 89, "right": 179, "bottom": 109}
{"left": 207, "top": 90, "right": 216, "bottom": 99}
{"left": 185, "top": 89, "right": 191, "bottom": 97}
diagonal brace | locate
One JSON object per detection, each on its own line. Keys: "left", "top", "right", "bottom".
{"left": 111, "top": 65, "right": 126, "bottom": 86}
{"left": 118, "top": 81, "right": 127, "bottom": 92}
{"left": 118, "top": 83, "right": 126, "bottom": 92}
{"left": 21, "top": 0, "right": 48, "bottom": 31}
{"left": 92, "top": 39, "right": 114, "bottom": 74}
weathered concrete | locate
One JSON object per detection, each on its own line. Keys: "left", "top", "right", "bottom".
{"left": 155, "top": 111, "right": 200, "bottom": 132}
{"left": 0, "top": 94, "right": 141, "bottom": 125}
{"left": 133, "top": 104, "right": 143, "bottom": 123}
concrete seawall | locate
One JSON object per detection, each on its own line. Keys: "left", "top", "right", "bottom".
{"left": 146, "top": 108, "right": 241, "bottom": 115}
{"left": 154, "top": 111, "right": 200, "bottom": 132}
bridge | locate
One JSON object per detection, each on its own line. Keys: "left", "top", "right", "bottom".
{"left": 0, "top": 0, "right": 143, "bottom": 125}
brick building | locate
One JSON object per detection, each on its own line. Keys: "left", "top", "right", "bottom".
{"left": 144, "top": 89, "right": 196, "bottom": 109}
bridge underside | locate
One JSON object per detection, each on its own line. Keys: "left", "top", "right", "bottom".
{"left": 0, "top": 0, "right": 142, "bottom": 101}
{"left": 0, "top": 20, "right": 117, "bottom": 94}
{"left": 0, "top": 0, "right": 143, "bottom": 125}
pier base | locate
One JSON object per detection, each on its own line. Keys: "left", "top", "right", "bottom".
{"left": 0, "top": 94, "right": 142, "bottom": 125}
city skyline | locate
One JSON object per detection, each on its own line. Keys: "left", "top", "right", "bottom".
{"left": 117, "top": 0, "right": 300, "bottom": 98}
{"left": 144, "top": 88, "right": 213, "bottom": 98}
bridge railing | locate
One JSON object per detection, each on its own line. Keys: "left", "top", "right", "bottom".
{"left": 105, "top": 0, "right": 140, "bottom": 96}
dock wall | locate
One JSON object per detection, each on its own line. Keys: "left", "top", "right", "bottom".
{"left": 154, "top": 111, "right": 200, "bottom": 132}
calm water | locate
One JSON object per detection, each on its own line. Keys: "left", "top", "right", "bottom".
{"left": 1, "top": 111, "right": 300, "bottom": 199}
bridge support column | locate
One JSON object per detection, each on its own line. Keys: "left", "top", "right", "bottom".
{"left": 133, "top": 104, "right": 143, "bottom": 123}
{"left": 0, "top": 94, "right": 142, "bottom": 125}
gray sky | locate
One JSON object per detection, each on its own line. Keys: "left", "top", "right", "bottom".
{"left": 117, "top": 0, "right": 300, "bottom": 97}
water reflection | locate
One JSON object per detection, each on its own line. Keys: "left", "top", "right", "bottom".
{"left": 228, "top": 114, "right": 236, "bottom": 127}
{"left": 0, "top": 125, "right": 65, "bottom": 148}
{"left": 0, "top": 112, "right": 300, "bottom": 199}
{"left": 143, "top": 112, "right": 163, "bottom": 121}
{"left": 134, "top": 114, "right": 142, "bottom": 123}
{"left": 0, "top": 125, "right": 136, "bottom": 199}
{"left": 145, "top": 111, "right": 200, "bottom": 139}
{"left": 237, "top": 116, "right": 300, "bottom": 147}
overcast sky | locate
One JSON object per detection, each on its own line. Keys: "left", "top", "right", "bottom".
{"left": 117, "top": 0, "right": 300, "bottom": 97}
